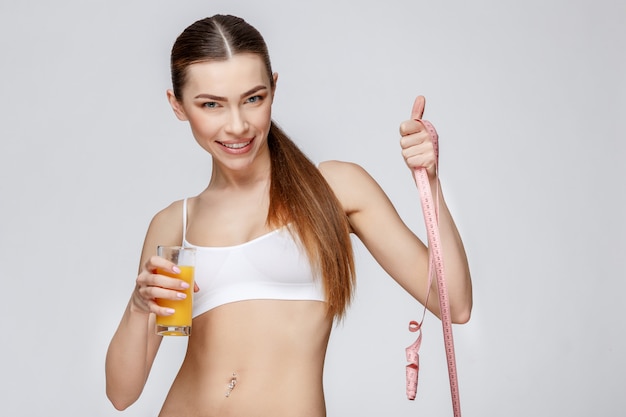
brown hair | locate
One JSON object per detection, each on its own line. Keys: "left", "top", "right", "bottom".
{"left": 170, "top": 15, "right": 355, "bottom": 318}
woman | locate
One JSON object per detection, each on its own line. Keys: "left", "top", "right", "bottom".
{"left": 105, "top": 14, "right": 472, "bottom": 417}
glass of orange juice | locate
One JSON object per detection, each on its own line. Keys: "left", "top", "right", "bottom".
{"left": 155, "top": 246, "right": 196, "bottom": 336}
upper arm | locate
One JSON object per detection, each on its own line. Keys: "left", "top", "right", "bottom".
{"left": 138, "top": 200, "right": 185, "bottom": 273}
{"left": 319, "top": 160, "right": 432, "bottom": 308}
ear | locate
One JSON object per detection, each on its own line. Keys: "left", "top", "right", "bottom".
{"left": 272, "top": 72, "right": 279, "bottom": 92}
{"left": 270, "top": 72, "right": 279, "bottom": 103}
{"left": 166, "top": 89, "right": 188, "bottom": 121}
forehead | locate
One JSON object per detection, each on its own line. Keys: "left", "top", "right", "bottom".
{"left": 182, "top": 54, "right": 270, "bottom": 97}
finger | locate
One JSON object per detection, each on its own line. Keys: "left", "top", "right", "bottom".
{"left": 194, "top": 282, "right": 200, "bottom": 293}
{"left": 145, "top": 255, "right": 180, "bottom": 275}
{"left": 138, "top": 267, "right": 189, "bottom": 290}
{"left": 134, "top": 278, "right": 187, "bottom": 315}
{"left": 147, "top": 299, "right": 176, "bottom": 317}
{"left": 400, "top": 128, "right": 431, "bottom": 149}
{"left": 403, "top": 148, "right": 436, "bottom": 168}
{"left": 410, "top": 95, "right": 426, "bottom": 120}
{"left": 153, "top": 273, "right": 190, "bottom": 291}
{"left": 399, "top": 119, "right": 425, "bottom": 137}
{"left": 150, "top": 286, "right": 188, "bottom": 301}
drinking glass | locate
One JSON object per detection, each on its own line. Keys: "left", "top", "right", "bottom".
{"left": 155, "top": 246, "right": 196, "bottom": 336}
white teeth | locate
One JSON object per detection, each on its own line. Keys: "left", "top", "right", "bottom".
{"left": 222, "top": 141, "right": 250, "bottom": 149}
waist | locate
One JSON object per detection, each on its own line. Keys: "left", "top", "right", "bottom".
{"left": 189, "top": 299, "right": 331, "bottom": 358}
{"left": 161, "top": 300, "right": 332, "bottom": 416}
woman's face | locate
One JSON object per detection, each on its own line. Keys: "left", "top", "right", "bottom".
{"left": 168, "top": 53, "right": 277, "bottom": 172}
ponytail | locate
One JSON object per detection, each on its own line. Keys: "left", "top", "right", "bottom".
{"left": 267, "top": 122, "right": 355, "bottom": 318}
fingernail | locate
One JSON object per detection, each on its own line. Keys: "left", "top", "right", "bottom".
{"left": 165, "top": 308, "right": 175, "bottom": 314}
{"left": 180, "top": 282, "right": 190, "bottom": 289}
{"left": 177, "top": 292, "right": 187, "bottom": 299}
{"left": 172, "top": 266, "right": 181, "bottom": 274}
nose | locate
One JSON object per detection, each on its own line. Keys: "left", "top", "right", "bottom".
{"left": 225, "top": 107, "right": 249, "bottom": 136}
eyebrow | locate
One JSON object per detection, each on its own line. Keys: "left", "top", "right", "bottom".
{"left": 194, "top": 85, "right": 268, "bottom": 101}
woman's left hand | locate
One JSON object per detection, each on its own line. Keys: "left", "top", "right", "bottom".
{"left": 399, "top": 95, "right": 436, "bottom": 178}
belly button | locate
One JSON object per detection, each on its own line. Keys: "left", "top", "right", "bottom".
{"left": 225, "top": 372, "right": 237, "bottom": 397}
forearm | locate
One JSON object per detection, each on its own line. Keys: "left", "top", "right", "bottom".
{"left": 105, "top": 298, "right": 161, "bottom": 410}
{"left": 429, "top": 178, "right": 472, "bottom": 323}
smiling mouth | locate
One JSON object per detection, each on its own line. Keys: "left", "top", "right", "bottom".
{"left": 219, "top": 140, "right": 252, "bottom": 149}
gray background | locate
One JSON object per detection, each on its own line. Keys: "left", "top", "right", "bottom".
{"left": 1, "top": 0, "right": 624, "bottom": 416}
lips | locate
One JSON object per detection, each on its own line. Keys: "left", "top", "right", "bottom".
{"left": 218, "top": 139, "right": 253, "bottom": 151}
{"left": 221, "top": 141, "right": 251, "bottom": 149}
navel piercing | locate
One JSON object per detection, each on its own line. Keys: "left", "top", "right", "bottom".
{"left": 225, "top": 372, "right": 237, "bottom": 397}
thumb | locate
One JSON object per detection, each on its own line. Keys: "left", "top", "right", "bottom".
{"left": 410, "top": 95, "right": 426, "bottom": 120}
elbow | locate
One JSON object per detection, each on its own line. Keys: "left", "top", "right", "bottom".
{"left": 106, "top": 386, "right": 138, "bottom": 411}
{"left": 105, "top": 359, "right": 145, "bottom": 411}
{"left": 433, "top": 303, "right": 472, "bottom": 324}
{"left": 451, "top": 279, "right": 473, "bottom": 324}
{"left": 429, "top": 295, "right": 472, "bottom": 324}
{"left": 111, "top": 402, "right": 130, "bottom": 412}
{"left": 451, "top": 308, "right": 471, "bottom": 324}
{"left": 107, "top": 394, "right": 130, "bottom": 411}
{"left": 107, "top": 396, "right": 133, "bottom": 412}
{"left": 450, "top": 296, "right": 473, "bottom": 324}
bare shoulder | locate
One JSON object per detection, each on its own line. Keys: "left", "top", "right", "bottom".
{"left": 318, "top": 160, "right": 387, "bottom": 214}
{"left": 139, "top": 200, "right": 186, "bottom": 265}
{"left": 318, "top": 160, "right": 372, "bottom": 185}
{"left": 149, "top": 199, "right": 184, "bottom": 232}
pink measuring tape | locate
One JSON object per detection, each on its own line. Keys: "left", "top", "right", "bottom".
{"left": 404, "top": 115, "right": 461, "bottom": 417}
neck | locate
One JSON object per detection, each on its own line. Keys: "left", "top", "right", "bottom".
{"left": 208, "top": 149, "right": 272, "bottom": 191}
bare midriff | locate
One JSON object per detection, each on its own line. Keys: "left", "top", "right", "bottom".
{"left": 158, "top": 299, "right": 333, "bottom": 417}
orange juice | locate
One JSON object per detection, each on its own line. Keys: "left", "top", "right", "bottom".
{"left": 155, "top": 265, "right": 195, "bottom": 336}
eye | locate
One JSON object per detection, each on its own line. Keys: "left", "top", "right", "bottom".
{"left": 246, "top": 95, "right": 263, "bottom": 104}
{"left": 203, "top": 101, "right": 219, "bottom": 109}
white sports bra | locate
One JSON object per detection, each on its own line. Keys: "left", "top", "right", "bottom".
{"left": 181, "top": 198, "right": 326, "bottom": 318}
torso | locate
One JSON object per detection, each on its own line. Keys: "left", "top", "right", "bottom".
{"left": 158, "top": 188, "right": 333, "bottom": 417}
{"left": 159, "top": 300, "right": 332, "bottom": 417}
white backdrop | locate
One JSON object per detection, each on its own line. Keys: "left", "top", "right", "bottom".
{"left": 1, "top": 1, "right": 624, "bottom": 416}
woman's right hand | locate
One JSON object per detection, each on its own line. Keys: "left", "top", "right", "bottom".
{"left": 131, "top": 255, "right": 190, "bottom": 316}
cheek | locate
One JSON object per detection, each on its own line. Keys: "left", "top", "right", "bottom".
{"left": 253, "top": 106, "right": 273, "bottom": 131}
{"left": 187, "top": 112, "right": 220, "bottom": 137}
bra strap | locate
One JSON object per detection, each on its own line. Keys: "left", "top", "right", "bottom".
{"left": 182, "top": 198, "right": 188, "bottom": 244}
